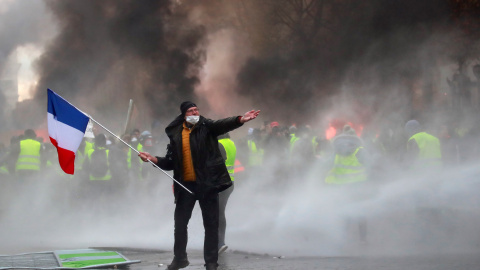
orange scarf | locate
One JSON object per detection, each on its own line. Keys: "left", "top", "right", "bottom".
{"left": 182, "top": 123, "right": 196, "bottom": 181}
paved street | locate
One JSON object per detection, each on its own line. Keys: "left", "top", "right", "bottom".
{"left": 117, "top": 247, "right": 480, "bottom": 270}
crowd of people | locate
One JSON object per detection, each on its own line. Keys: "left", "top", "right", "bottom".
{"left": 2, "top": 117, "right": 478, "bottom": 187}
{"left": 0, "top": 116, "right": 479, "bottom": 209}
{"left": 236, "top": 117, "right": 480, "bottom": 180}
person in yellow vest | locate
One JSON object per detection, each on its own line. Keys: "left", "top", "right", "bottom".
{"left": 74, "top": 133, "right": 95, "bottom": 181}
{"left": 324, "top": 125, "right": 371, "bottom": 244}
{"left": 85, "top": 134, "right": 112, "bottom": 181}
{"left": 325, "top": 125, "right": 370, "bottom": 184}
{"left": 404, "top": 120, "right": 444, "bottom": 241}
{"left": 119, "top": 133, "right": 141, "bottom": 199}
{"left": 290, "top": 125, "right": 315, "bottom": 175}
{"left": 139, "top": 101, "right": 260, "bottom": 270}
{"left": 140, "top": 130, "right": 154, "bottom": 180}
{"left": 11, "top": 129, "right": 43, "bottom": 179}
{"left": 127, "top": 130, "right": 144, "bottom": 180}
{"left": 83, "top": 136, "right": 95, "bottom": 158}
{"left": 83, "top": 134, "right": 113, "bottom": 203}
{"left": 288, "top": 125, "right": 299, "bottom": 154}
{"left": 217, "top": 132, "right": 236, "bottom": 255}
{"left": 404, "top": 119, "right": 442, "bottom": 171}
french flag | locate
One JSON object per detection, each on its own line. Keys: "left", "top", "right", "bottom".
{"left": 47, "top": 89, "right": 90, "bottom": 175}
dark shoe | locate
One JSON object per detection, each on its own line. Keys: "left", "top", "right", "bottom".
{"left": 205, "top": 262, "right": 218, "bottom": 270}
{"left": 167, "top": 258, "right": 189, "bottom": 270}
{"left": 218, "top": 245, "right": 228, "bottom": 254}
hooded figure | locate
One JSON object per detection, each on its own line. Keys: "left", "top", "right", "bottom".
{"left": 325, "top": 125, "right": 369, "bottom": 184}
{"left": 405, "top": 120, "right": 421, "bottom": 138}
{"left": 332, "top": 125, "right": 363, "bottom": 157}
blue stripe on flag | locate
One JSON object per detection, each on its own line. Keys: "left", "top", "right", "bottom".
{"left": 47, "top": 89, "right": 89, "bottom": 132}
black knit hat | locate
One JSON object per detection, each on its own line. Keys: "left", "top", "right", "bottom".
{"left": 180, "top": 101, "right": 197, "bottom": 116}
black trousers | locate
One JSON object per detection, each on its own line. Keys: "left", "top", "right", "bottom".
{"left": 174, "top": 183, "right": 219, "bottom": 264}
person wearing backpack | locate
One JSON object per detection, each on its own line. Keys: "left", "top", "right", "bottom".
{"left": 83, "top": 133, "right": 114, "bottom": 205}
{"left": 85, "top": 134, "right": 111, "bottom": 181}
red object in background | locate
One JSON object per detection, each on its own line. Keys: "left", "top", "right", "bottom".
{"left": 34, "top": 129, "right": 48, "bottom": 142}
{"left": 325, "top": 119, "right": 364, "bottom": 140}
{"left": 325, "top": 126, "right": 337, "bottom": 140}
{"left": 234, "top": 159, "right": 245, "bottom": 173}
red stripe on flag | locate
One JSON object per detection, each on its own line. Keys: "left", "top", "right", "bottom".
{"left": 50, "top": 137, "right": 75, "bottom": 175}
{"left": 50, "top": 137, "right": 58, "bottom": 147}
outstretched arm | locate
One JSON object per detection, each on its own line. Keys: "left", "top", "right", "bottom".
{"left": 240, "top": 110, "right": 261, "bottom": 123}
{"left": 207, "top": 110, "right": 261, "bottom": 137}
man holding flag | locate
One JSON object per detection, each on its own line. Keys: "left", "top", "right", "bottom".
{"left": 47, "top": 90, "right": 261, "bottom": 270}
{"left": 139, "top": 101, "right": 260, "bottom": 270}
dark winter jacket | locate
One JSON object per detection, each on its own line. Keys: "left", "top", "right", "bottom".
{"left": 155, "top": 114, "right": 243, "bottom": 199}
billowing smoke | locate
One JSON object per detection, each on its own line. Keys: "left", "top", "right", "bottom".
{"left": 0, "top": 91, "right": 6, "bottom": 131}
{"left": 30, "top": 0, "right": 206, "bottom": 129}
{"left": 235, "top": 0, "right": 454, "bottom": 126}
{"left": 0, "top": 0, "right": 53, "bottom": 130}
{"left": 0, "top": 0, "right": 48, "bottom": 74}
{"left": 11, "top": 0, "right": 471, "bottom": 129}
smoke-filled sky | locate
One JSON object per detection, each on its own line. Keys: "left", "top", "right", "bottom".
{"left": 1, "top": 0, "right": 478, "bottom": 133}
{"left": 1, "top": 0, "right": 480, "bottom": 258}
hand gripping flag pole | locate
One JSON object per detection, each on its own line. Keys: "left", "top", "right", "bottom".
{"left": 47, "top": 89, "right": 193, "bottom": 195}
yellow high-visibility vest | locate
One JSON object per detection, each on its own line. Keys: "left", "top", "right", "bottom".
{"left": 325, "top": 147, "right": 366, "bottom": 184}
{"left": 15, "top": 139, "right": 41, "bottom": 172}
{"left": 289, "top": 133, "right": 299, "bottom": 153}
{"left": 247, "top": 140, "right": 263, "bottom": 166}
{"left": 408, "top": 132, "right": 442, "bottom": 168}
{"left": 127, "top": 143, "right": 144, "bottom": 180}
{"left": 77, "top": 140, "right": 94, "bottom": 170}
{"left": 127, "top": 143, "right": 144, "bottom": 168}
{"left": 219, "top": 138, "right": 237, "bottom": 181}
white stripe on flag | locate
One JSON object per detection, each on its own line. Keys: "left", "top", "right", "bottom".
{"left": 48, "top": 113, "right": 86, "bottom": 153}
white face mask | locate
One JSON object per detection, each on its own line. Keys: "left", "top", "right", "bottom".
{"left": 186, "top": 115, "right": 200, "bottom": 125}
